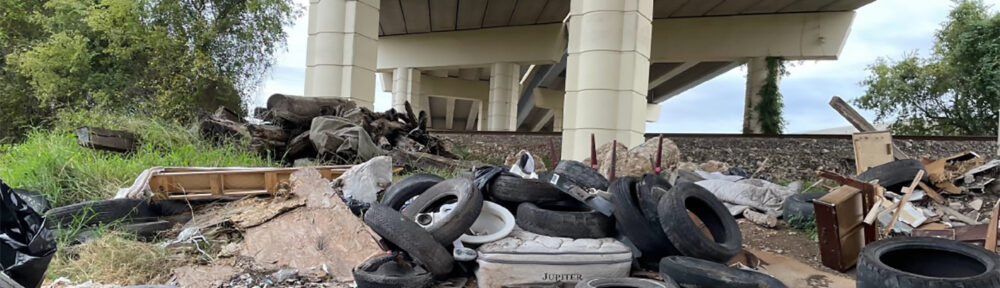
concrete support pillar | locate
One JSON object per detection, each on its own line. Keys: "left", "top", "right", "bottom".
{"left": 554, "top": 109, "right": 563, "bottom": 131}
{"left": 488, "top": 63, "right": 520, "bottom": 131}
{"left": 304, "top": 0, "right": 379, "bottom": 109}
{"left": 743, "top": 57, "right": 769, "bottom": 134}
{"left": 478, "top": 101, "right": 489, "bottom": 130}
{"left": 562, "top": 0, "right": 653, "bottom": 160}
{"left": 392, "top": 67, "right": 423, "bottom": 113}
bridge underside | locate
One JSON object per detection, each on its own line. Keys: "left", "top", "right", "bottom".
{"left": 308, "top": 0, "right": 873, "bottom": 160}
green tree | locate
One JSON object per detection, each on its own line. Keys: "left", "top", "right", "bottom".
{"left": 856, "top": 0, "right": 1000, "bottom": 136}
{"left": 0, "top": 0, "right": 300, "bottom": 142}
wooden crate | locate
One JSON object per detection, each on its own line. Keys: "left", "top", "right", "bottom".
{"left": 149, "top": 166, "right": 351, "bottom": 200}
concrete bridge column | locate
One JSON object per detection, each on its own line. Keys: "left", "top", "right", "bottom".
{"left": 743, "top": 57, "right": 769, "bottom": 134}
{"left": 562, "top": 0, "right": 653, "bottom": 160}
{"left": 392, "top": 68, "right": 424, "bottom": 114}
{"left": 304, "top": 0, "right": 379, "bottom": 109}
{"left": 488, "top": 63, "right": 520, "bottom": 131}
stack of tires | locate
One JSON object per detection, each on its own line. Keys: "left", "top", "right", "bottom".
{"left": 504, "top": 161, "right": 614, "bottom": 239}
{"left": 359, "top": 175, "right": 484, "bottom": 287}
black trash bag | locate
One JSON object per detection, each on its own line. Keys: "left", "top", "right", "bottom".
{"left": 1, "top": 179, "right": 57, "bottom": 288}
{"left": 472, "top": 165, "right": 506, "bottom": 195}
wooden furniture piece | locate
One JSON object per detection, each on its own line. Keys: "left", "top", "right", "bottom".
{"left": 814, "top": 171, "right": 879, "bottom": 271}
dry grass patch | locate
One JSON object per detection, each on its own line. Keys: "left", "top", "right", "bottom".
{"left": 47, "top": 232, "right": 179, "bottom": 285}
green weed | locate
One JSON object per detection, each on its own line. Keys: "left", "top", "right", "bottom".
{"left": 0, "top": 110, "right": 275, "bottom": 207}
{"left": 785, "top": 215, "right": 818, "bottom": 241}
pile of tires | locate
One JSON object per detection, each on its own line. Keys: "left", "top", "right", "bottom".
{"left": 611, "top": 175, "right": 742, "bottom": 264}
{"left": 361, "top": 175, "right": 491, "bottom": 287}
{"left": 359, "top": 161, "right": 772, "bottom": 287}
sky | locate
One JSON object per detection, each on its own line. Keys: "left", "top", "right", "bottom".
{"left": 253, "top": 0, "right": 1000, "bottom": 133}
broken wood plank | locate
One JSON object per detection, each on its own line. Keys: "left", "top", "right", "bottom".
{"left": 988, "top": 201, "right": 999, "bottom": 252}
{"left": 748, "top": 249, "right": 855, "bottom": 288}
{"left": 829, "top": 96, "right": 909, "bottom": 159}
{"left": 917, "top": 182, "right": 946, "bottom": 204}
{"left": 883, "top": 170, "right": 925, "bottom": 237}
{"left": 934, "top": 203, "right": 983, "bottom": 225}
{"left": 75, "top": 127, "right": 138, "bottom": 153}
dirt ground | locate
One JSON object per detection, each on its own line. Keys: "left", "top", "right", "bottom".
{"left": 738, "top": 219, "right": 858, "bottom": 279}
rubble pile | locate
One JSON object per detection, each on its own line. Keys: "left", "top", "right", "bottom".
{"left": 200, "top": 94, "right": 454, "bottom": 165}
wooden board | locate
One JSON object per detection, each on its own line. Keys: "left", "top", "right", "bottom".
{"left": 829, "top": 96, "right": 909, "bottom": 159}
{"left": 149, "top": 167, "right": 349, "bottom": 200}
{"left": 75, "top": 126, "right": 137, "bottom": 153}
{"left": 748, "top": 249, "right": 855, "bottom": 288}
{"left": 852, "top": 131, "right": 893, "bottom": 174}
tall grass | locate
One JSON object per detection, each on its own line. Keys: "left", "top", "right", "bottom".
{"left": 0, "top": 110, "right": 275, "bottom": 207}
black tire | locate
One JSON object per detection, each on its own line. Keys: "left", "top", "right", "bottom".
{"left": 122, "top": 220, "right": 177, "bottom": 236}
{"left": 856, "top": 159, "right": 928, "bottom": 189}
{"left": 857, "top": 237, "right": 1000, "bottom": 288}
{"left": 45, "top": 199, "right": 157, "bottom": 228}
{"left": 353, "top": 254, "right": 433, "bottom": 288}
{"left": 636, "top": 174, "right": 671, "bottom": 227}
{"left": 516, "top": 202, "right": 613, "bottom": 238}
{"left": 554, "top": 160, "right": 609, "bottom": 190}
{"left": 659, "top": 256, "right": 787, "bottom": 288}
{"left": 609, "top": 177, "right": 676, "bottom": 260}
{"left": 402, "top": 178, "right": 483, "bottom": 244}
{"left": 781, "top": 191, "right": 825, "bottom": 220}
{"left": 657, "top": 183, "right": 742, "bottom": 263}
{"left": 487, "top": 174, "right": 570, "bottom": 203}
{"left": 576, "top": 277, "right": 679, "bottom": 288}
{"left": 382, "top": 174, "right": 444, "bottom": 210}
{"left": 364, "top": 204, "right": 454, "bottom": 276}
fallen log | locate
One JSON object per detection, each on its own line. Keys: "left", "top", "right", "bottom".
{"left": 248, "top": 124, "right": 289, "bottom": 142}
{"left": 213, "top": 106, "right": 244, "bottom": 123}
{"left": 199, "top": 116, "right": 249, "bottom": 142}
{"left": 284, "top": 131, "right": 316, "bottom": 160}
{"left": 266, "top": 94, "right": 356, "bottom": 126}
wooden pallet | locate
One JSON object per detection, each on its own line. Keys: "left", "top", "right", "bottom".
{"left": 149, "top": 166, "right": 352, "bottom": 200}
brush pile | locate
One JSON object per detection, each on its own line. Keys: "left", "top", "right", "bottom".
{"left": 200, "top": 94, "right": 454, "bottom": 164}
